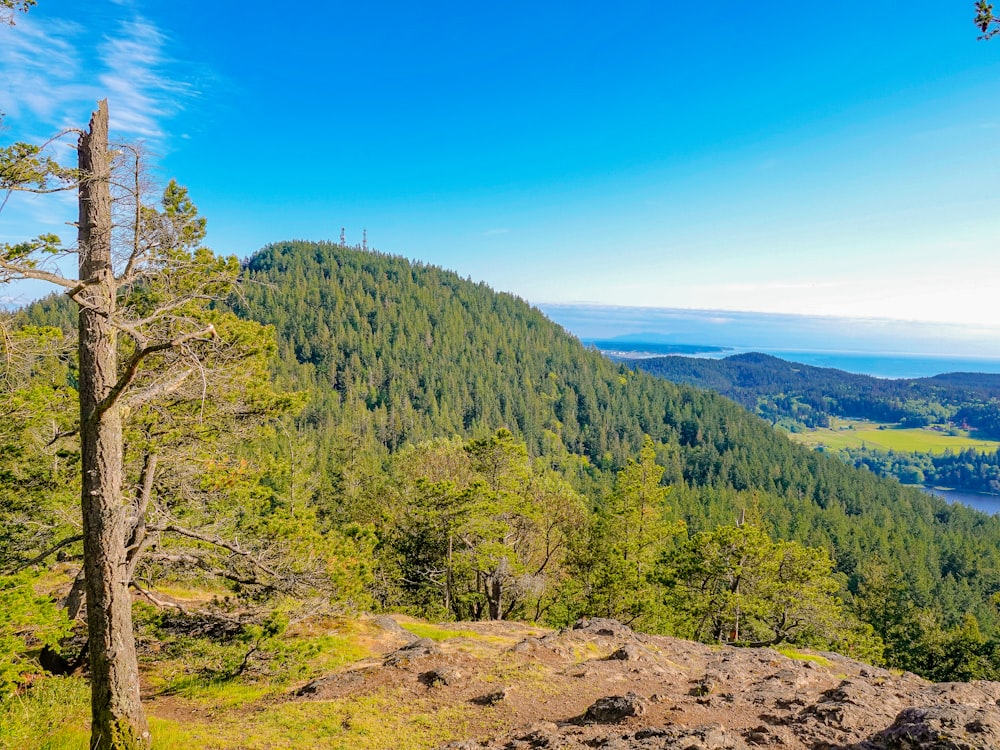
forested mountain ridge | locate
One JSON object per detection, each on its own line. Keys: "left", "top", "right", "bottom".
{"left": 230, "top": 243, "right": 1000, "bottom": 638}
{"left": 10, "top": 240, "right": 1000, "bottom": 686}
{"left": 628, "top": 351, "right": 1000, "bottom": 433}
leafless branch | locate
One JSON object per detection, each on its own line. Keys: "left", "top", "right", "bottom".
{"left": 47, "top": 427, "right": 79, "bottom": 446}
{"left": 124, "top": 453, "right": 157, "bottom": 582}
{"left": 0, "top": 261, "right": 77, "bottom": 289}
{"left": 9, "top": 533, "right": 84, "bottom": 573}
{"left": 154, "top": 523, "right": 280, "bottom": 578}
{"left": 143, "top": 552, "right": 270, "bottom": 588}
{"left": 121, "top": 368, "right": 194, "bottom": 411}
{"left": 89, "top": 325, "right": 217, "bottom": 423}
{"left": 131, "top": 580, "right": 188, "bottom": 611}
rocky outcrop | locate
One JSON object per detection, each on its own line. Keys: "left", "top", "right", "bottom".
{"left": 292, "top": 617, "right": 1000, "bottom": 750}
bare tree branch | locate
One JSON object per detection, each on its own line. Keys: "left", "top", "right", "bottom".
{"left": 124, "top": 453, "right": 157, "bottom": 582}
{"left": 143, "top": 552, "right": 271, "bottom": 588}
{"left": 9, "top": 534, "right": 84, "bottom": 573}
{"left": 121, "top": 368, "right": 194, "bottom": 411}
{"left": 130, "top": 581, "right": 187, "bottom": 611}
{"left": 153, "top": 523, "right": 280, "bottom": 578}
{"left": 0, "top": 261, "right": 77, "bottom": 288}
{"left": 47, "top": 427, "right": 79, "bottom": 446}
{"left": 89, "top": 325, "right": 216, "bottom": 423}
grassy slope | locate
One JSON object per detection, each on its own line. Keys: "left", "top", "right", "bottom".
{"left": 788, "top": 418, "right": 1000, "bottom": 454}
{"left": 1, "top": 615, "right": 525, "bottom": 750}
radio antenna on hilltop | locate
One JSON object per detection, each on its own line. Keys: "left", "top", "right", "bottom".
{"left": 340, "top": 227, "right": 345, "bottom": 245}
{"left": 362, "top": 228, "right": 368, "bottom": 252}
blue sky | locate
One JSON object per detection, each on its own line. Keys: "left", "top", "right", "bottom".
{"left": 2, "top": 0, "right": 1000, "bottom": 342}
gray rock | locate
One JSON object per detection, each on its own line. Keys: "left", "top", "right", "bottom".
{"left": 606, "top": 644, "right": 650, "bottom": 662}
{"left": 420, "top": 667, "right": 461, "bottom": 687}
{"left": 583, "top": 692, "right": 647, "bottom": 724}
{"left": 512, "top": 722, "right": 561, "bottom": 748}
{"left": 384, "top": 637, "right": 441, "bottom": 666}
{"left": 371, "top": 614, "right": 419, "bottom": 642}
{"left": 473, "top": 688, "right": 509, "bottom": 706}
{"left": 294, "top": 668, "right": 368, "bottom": 697}
{"left": 572, "top": 618, "right": 634, "bottom": 638}
{"left": 864, "top": 704, "right": 1000, "bottom": 749}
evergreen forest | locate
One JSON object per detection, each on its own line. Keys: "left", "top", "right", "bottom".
{"left": 7, "top": 239, "right": 1000, "bottom": 695}
{"left": 631, "top": 351, "right": 1000, "bottom": 494}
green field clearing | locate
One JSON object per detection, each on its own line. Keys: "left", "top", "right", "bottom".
{"left": 787, "top": 418, "right": 1000, "bottom": 454}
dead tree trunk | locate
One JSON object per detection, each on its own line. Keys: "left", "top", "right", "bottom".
{"left": 78, "top": 100, "right": 150, "bottom": 750}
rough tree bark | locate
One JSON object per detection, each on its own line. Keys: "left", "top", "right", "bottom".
{"left": 77, "top": 100, "right": 150, "bottom": 749}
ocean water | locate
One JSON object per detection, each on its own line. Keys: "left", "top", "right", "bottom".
{"left": 539, "top": 303, "right": 1000, "bottom": 379}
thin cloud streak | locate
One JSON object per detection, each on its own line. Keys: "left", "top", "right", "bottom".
{"left": 98, "top": 19, "right": 193, "bottom": 138}
{"left": 0, "top": 10, "right": 200, "bottom": 305}
{"left": 0, "top": 14, "right": 195, "bottom": 141}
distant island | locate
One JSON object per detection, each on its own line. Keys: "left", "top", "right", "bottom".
{"left": 583, "top": 335, "right": 730, "bottom": 358}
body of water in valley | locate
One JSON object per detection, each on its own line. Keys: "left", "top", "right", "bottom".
{"left": 922, "top": 487, "right": 1000, "bottom": 516}
{"left": 543, "top": 304, "right": 1000, "bottom": 515}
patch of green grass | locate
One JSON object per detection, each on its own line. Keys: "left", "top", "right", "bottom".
{"left": 570, "top": 641, "right": 603, "bottom": 663}
{"left": 776, "top": 646, "right": 833, "bottom": 667}
{"left": 156, "top": 672, "right": 277, "bottom": 707}
{"left": 789, "top": 418, "right": 1000, "bottom": 455}
{"left": 0, "top": 676, "right": 89, "bottom": 750}
{"left": 485, "top": 658, "right": 548, "bottom": 686}
{"left": 149, "top": 628, "right": 370, "bottom": 708}
{"left": 147, "top": 689, "right": 482, "bottom": 750}
{"left": 399, "top": 622, "right": 479, "bottom": 642}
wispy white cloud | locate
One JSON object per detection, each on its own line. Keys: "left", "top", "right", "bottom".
{"left": 0, "top": 10, "right": 199, "bottom": 303}
{"left": 482, "top": 228, "right": 510, "bottom": 237}
{"left": 0, "top": 12, "right": 195, "bottom": 141}
{"left": 0, "top": 18, "right": 84, "bottom": 125}
{"left": 97, "top": 19, "right": 193, "bottom": 138}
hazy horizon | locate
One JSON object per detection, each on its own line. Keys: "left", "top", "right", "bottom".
{"left": 539, "top": 302, "right": 1000, "bottom": 361}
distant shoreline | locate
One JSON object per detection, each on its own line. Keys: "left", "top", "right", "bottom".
{"left": 542, "top": 304, "right": 1000, "bottom": 379}
{"left": 583, "top": 339, "right": 730, "bottom": 358}
{"left": 590, "top": 343, "right": 1000, "bottom": 380}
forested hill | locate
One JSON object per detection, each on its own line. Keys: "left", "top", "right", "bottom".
{"left": 229, "top": 242, "right": 1000, "bottom": 634}
{"left": 232, "top": 241, "right": 845, "bottom": 482}
{"left": 628, "top": 351, "right": 1000, "bottom": 434}
{"left": 15, "top": 240, "right": 1000, "bottom": 678}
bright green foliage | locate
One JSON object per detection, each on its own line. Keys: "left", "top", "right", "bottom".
{"left": 0, "top": 141, "right": 75, "bottom": 192}
{"left": 0, "top": 573, "right": 71, "bottom": 696}
{"left": 0, "top": 675, "right": 89, "bottom": 750}
{"left": 977, "top": 0, "right": 999, "bottom": 38}
{"left": 660, "top": 520, "right": 846, "bottom": 648}
{"left": 222, "top": 241, "right": 1000, "bottom": 679}
{"left": 388, "top": 430, "right": 584, "bottom": 621}
{"left": 1, "top": 187, "right": 323, "bottom": 613}
{"left": 891, "top": 610, "right": 1000, "bottom": 682}
{"left": 0, "top": 325, "right": 78, "bottom": 568}
{"left": 850, "top": 556, "right": 1000, "bottom": 680}
{"left": 13, "top": 238, "right": 1000, "bottom": 683}
{"left": 573, "top": 436, "right": 680, "bottom": 627}
{"left": 0, "top": 235, "right": 63, "bottom": 268}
